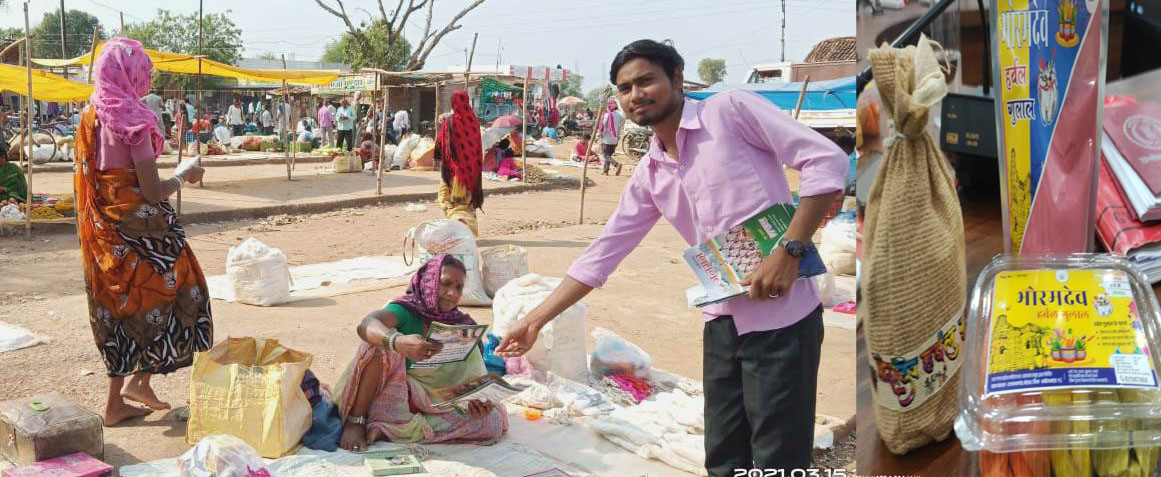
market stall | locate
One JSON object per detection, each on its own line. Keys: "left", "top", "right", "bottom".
{"left": 0, "top": 63, "right": 92, "bottom": 235}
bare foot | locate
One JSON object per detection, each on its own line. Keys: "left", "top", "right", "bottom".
{"left": 121, "top": 381, "right": 172, "bottom": 410}
{"left": 104, "top": 402, "right": 152, "bottom": 426}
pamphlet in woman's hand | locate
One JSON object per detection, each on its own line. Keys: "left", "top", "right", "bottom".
{"left": 174, "top": 155, "right": 201, "bottom": 177}
{"left": 411, "top": 322, "right": 489, "bottom": 367}
{"left": 431, "top": 373, "right": 527, "bottom": 408}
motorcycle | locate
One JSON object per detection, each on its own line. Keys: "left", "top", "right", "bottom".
{"left": 620, "top": 123, "right": 652, "bottom": 159}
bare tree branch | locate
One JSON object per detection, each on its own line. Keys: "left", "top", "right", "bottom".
{"left": 419, "top": 0, "right": 434, "bottom": 48}
{"left": 387, "top": 0, "right": 405, "bottom": 34}
{"left": 406, "top": 0, "right": 485, "bottom": 70}
{"left": 314, "top": 0, "right": 369, "bottom": 47}
{"left": 377, "top": 0, "right": 388, "bottom": 22}
{"left": 388, "top": 0, "right": 427, "bottom": 48}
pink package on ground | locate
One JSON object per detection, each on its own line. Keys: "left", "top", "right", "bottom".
{"left": 1, "top": 452, "right": 112, "bottom": 477}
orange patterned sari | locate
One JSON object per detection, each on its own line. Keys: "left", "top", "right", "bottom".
{"left": 74, "top": 108, "right": 213, "bottom": 377}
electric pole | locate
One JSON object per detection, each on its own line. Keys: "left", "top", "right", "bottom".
{"left": 59, "top": 0, "right": 67, "bottom": 58}
{"left": 780, "top": 0, "right": 786, "bottom": 62}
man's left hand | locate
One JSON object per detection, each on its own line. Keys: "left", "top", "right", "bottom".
{"left": 740, "top": 250, "right": 798, "bottom": 300}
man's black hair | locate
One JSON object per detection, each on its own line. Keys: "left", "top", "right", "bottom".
{"left": 210, "top": 118, "right": 219, "bottom": 125}
{"left": 609, "top": 39, "right": 684, "bottom": 85}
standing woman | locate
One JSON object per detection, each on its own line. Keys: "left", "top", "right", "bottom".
{"left": 74, "top": 38, "right": 212, "bottom": 426}
{"left": 434, "top": 90, "right": 483, "bottom": 236}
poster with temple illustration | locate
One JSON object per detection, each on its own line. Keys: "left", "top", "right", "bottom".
{"left": 993, "top": 0, "right": 1106, "bottom": 254}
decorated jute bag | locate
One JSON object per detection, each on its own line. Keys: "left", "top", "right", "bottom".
{"left": 861, "top": 35, "right": 967, "bottom": 454}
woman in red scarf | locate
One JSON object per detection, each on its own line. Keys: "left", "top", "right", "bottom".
{"left": 435, "top": 90, "right": 483, "bottom": 235}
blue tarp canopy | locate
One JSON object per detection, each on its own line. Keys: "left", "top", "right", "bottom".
{"left": 685, "top": 76, "right": 855, "bottom": 111}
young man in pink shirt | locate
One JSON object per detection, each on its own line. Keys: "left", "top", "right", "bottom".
{"left": 497, "top": 40, "right": 847, "bottom": 475}
{"left": 317, "top": 101, "right": 335, "bottom": 147}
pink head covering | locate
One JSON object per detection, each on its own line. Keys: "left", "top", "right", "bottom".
{"left": 601, "top": 98, "right": 619, "bottom": 140}
{"left": 90, "top": 37, "right": 163, "bottom": 154}
{"left": 389, "top": 254, "right": 476, "bottom": 326}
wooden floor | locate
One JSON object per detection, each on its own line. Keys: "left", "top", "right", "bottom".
{"left": 856, "top": 183, "right": 1004, "bottom": 476}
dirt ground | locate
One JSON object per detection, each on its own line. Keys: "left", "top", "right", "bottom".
{"left": 0, "top": 142, "right": 853, "bottom": 470}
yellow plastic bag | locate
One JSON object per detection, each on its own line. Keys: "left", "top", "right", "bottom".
{"left": 186, "top": 337, "right": 313, "bottom": 458}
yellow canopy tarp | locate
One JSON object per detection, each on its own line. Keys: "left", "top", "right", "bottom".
{"left": 0, "top": 63, "right": 94, "bottom": 102}
{"left": 33, "top": 42, "right": 340, "bottom": 86}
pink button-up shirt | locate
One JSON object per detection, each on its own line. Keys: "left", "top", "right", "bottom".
{"left": 566, "top": 90, "right": 847, "bottom": 335}
{"left": 317, "top": 105, "right": 334, "bottom": 128}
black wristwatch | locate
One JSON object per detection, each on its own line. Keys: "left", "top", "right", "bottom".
{"left": 778, "top": 237, "right": 806, "bottom": 258}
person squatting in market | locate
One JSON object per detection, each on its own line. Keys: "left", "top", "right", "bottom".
{"left": 335, "top": 254, "right": 507, "bottom": 452}
{"left": 435, "top": 91, "right": 484, "bottom": 236}
{"left": 74, "top": 37, "right": 213, "bottom": 427}
{"left": 496, "top": 39, "right": 847, "bottom": 475}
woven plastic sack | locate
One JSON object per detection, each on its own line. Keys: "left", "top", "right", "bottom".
{"left": 491, "top": 274, "right": 589, "bottom": 382}
{"left": 480, "top": 244, "right": 529, "bottom": 297}
{"left": 405, "top": 219, "right": 491, "bottom": 306}
{"left": 178, "top": 434, "right": 271, "bottom": 477}
{"left": 226, "top": 238, "right": 291, "bottom": 307}
{"left": 186, "top": 337, "right": 313, "bottom": 458}
{"left": 862, "top": 35, "right": 966, "bottom": 455}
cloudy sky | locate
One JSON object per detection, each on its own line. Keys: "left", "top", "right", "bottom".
{"left": 1, "top": 0, "right": 854, "bottom": 91}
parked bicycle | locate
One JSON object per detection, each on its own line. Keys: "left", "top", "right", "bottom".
{"left": 1, "top": 117, "right": 60, "bottom": 164}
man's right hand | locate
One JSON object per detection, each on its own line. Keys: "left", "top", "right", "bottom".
{"left": 496, "top": 317, "right": 544, "bottom": 358}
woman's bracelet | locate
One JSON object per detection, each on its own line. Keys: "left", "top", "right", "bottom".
{"left": 381, "top": 328, "right": 400, "bottom": 352}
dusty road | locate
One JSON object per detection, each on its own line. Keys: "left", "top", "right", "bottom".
{"left": 0, "top": 149, "right": 854, "bottom": 469}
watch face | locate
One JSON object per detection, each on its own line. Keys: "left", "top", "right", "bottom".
{"left": 786, "top": 240, "right": 806, "bottom": 257}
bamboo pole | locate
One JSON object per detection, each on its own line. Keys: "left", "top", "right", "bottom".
{"left": 85, "top": 26, "right": 97, "bottom": 83}
{"left": 23, "top": 2, "right": 33, "bottom": 238}
{"left": 792, "top": 75, "right": 811, "bottom": 120}
{"left": 579, "top": 87, "right": 611, "bottom": 225}
{"left": 520, "top": 69, "right": 529, "bottom": 183}
{"left": 282, "top": 54, "right": 292, "bottom": 180}
{"left": 376, "top": 74, "right": 387, "bottom": 195}
{"left": 175, "top": 100, "right": 186, "bottom": 215}
{"left": 196, "top": 0, "right": 204, "bottom": 187}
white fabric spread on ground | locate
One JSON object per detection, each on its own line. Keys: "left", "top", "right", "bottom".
{"left": 0, "top": 321, "right": 40, "bottom": 354}
{"left": 586, "top": 388, "right": 708, "bottom": 476}
{"left": 206, "top": 256, "right": 418, "bottom": 304}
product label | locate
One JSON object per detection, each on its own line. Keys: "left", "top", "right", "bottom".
{"left": 984, "top": 269, "right": 1159, "bottom": 395}
{"left": 997, "top": 0, "right": 1096, "bottom": 252}
{"left": 869, "top": 312, "right": 965, "bottom": 412}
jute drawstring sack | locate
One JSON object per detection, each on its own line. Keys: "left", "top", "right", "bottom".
{"left": 860, "top": 35, "right": 967, "bottom": 455}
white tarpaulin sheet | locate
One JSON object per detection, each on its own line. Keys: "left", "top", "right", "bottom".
{"left": 206, "top": 256, "right": 418, "bottom": 304}
{"left": 0, "top": 321, "right": 39, "bottom": 354}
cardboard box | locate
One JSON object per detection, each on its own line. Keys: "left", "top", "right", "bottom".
{"left": 0, "top": 392, "right": 103, "bottom": 465}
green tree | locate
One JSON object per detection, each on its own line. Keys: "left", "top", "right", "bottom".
{"left": 697, "top": 58, "right": 727, "bottom": 85}
{"left": 561, "top": 73, "right": 583, "bottom": 99}
{"left": 315, "top": 0, "right": 485, "bottom": 71}
{"left": 585, "top": 86, "right": 611, "bottom": 109}
{"left": 0, "top": 27, "right": 22, "bottom": 43}
{"left": 319, "top": 20, "right": 411, "bottom": 71}
{"left": 123, "top": 9, "right": 243, "bottom": 91}
{"left": 30, "top": 9, "right": 106, "bottom": 59}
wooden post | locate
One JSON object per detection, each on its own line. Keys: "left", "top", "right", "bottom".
{"left": 520, "top": 69, "right": 529, "bottom": 182}
{"left": 197, "top": 0, "right": 204, "bottom": 187}
{"left": 464, "top": 33, "right": 478, "bottom": 93}
{"left": 175, "top": 100, "right": 186, "bottom": 215}
{"left": 23, "top": 2, "right": 33, "bottom": 238}
{"left": 792, "top": 75, "right": 811, "bottom": 120}
{"left": 282, "top": 54, "right": 292, "bottom": 180}
{"left": 376, "top": 73, "right": 388, "bottom": 195}
{"left": 579, "top": 88, "right": 611, "bottom": 225}
{"left": 86, "top": 26, "right": 97, "bottom": 83}
{"left": 119, "top": 11, "right": 124, "bottom": 33}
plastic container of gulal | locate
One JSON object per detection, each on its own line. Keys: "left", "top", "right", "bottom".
{"left": 956, "top": 254, "right": 1161, "bottom": 476}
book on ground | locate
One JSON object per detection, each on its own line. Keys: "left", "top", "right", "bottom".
{"left": 410, "top": 322, "right": 489, "bottom": 368}
{"left": 683, "top": 203, "right": 827, "bottom": 307}
{"left": 363, "top": 449, "right": 426, "bottom": 476}
{"left": 431, "top": 373, "right": 527, "bottom": 409}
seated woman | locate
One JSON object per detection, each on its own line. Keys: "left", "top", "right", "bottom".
{"left": 335, "top": 254, "right": 507, "bottom": 452}
{"left": 0, "top": 147, "right": 28, "bottom": 203}
{"left": 486, "top": 139, "right": 521, "bottom": 181}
